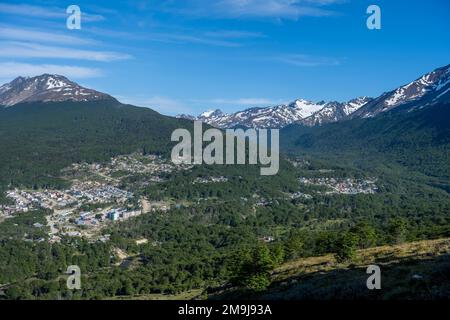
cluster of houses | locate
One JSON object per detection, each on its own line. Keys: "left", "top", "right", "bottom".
{"left": 68, "top": 182, "right": 133, "bottom": 204}
{"left": 1, "top": 153, "right": 215, "bottom": 243}
{"left": 288, "top": 192, "right": 313, "bottom": 200}
{"left": 193, "top": 176, "right": 229, "bottom": 184}
{"left": 1, "top": 189, "right": 77, "bottom": 216}
{"left": 1, "top": 153, "right": 198, "bottom": 243}
{"left": 67, "top": 153, "right": 190, "bottom": 180}
{"left": 288, "top": 158, "right": 311, "bottom": 168}
{"left": 2, "top": 181, "right": 133, "bottom": 217}
{"left": 75, "top": 208, "right": 141, "bottom": 226}
{"left": 2, "top": 181, "right": 139, "bottom": 243}
{"left": 47, "top": 206, "right": 142, "bottom": 242}
{"left": 255, "top": 198, "right": 273, "bottom": 207}
{"left": 109, "top": 154, "right": 175, "bottom": 174}
{"left": 105, "top": 208, "right": 141, "bottom": 221}
{"left": 299, "top": 177, "right": 378, "bottom": 195}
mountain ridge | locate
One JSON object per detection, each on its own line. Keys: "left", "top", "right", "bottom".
{"left": 178, "top": 64, "right": 450, "bottom": 129}
{"left": 0, "top": 74, "right": 116, "bottom": 107}
{"left": 177, "top": 97, "right": 372, "bottom": 129}
{"left": 351, "top": 64, "right": 450, "bottom": 119}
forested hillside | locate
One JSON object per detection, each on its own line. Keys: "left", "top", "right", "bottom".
{"left": 1, "top": 99, "right": 449, "bottom": 300}
{"left": 0, "top": 101, "right": 192, "bottom": 190}
{"left": 281, "top": 103, "right": 450, "bottom": 184}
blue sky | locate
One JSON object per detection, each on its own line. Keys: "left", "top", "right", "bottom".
{"left": 0, "top": 0, "right": 449, "bottom": 115}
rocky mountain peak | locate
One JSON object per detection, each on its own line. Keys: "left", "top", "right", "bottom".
{"left": 0, "top": 74, "right": 115, "bottom": 107}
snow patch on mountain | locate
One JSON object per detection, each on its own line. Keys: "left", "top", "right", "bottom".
{"left": 292, "top": 99, "right": 327, "bottom": 118}
{"left": 0, "top": 74, "right": 115, "bottom": 107}
{"left": 179, "top": 97, "right": 371, "bottom": 129}
{"left": 353, "top": 64, "right": 450, "bottom": 118}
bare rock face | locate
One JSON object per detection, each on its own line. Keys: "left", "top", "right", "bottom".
{"left": 0, "top": 74, "right": 116, "bottom": 107}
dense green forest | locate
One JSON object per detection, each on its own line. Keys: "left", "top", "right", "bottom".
{"left": 0, "top": 101, "right": 192, "bottom": 190}
{"left": 0, "top": 101, "right": 449, "bottom": 299}
{"left": 281, "top": 102, "right": 450, "bottom": 181}
{"left": 1, "top": 159, "right": 449, "bottom": 299}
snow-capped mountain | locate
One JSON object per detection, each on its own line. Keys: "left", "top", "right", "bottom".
{"left": 180, "top": 98, "right": 370, "bottom": 129}
{"left": 352, "top": 64, "right": 450, "bottom": 119}
{"left": 299, "top": 97, "right": 373, "bottom": 126}
{"left": 176, "top": 113, "right": 196, "bottom": 121}
{"left": 179, "top": 64, "right": 450, "bottom": 129}
{"left": 198, "top": 109, "right": 227, "bottom": 124}
{"left": 0, "top": 74, "right": 115, "bottom": 107}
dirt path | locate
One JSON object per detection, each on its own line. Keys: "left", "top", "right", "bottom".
{"left": 141, "top": 198, "right": 151, "bottom": 213}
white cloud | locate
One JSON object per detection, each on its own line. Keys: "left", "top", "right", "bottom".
{"left": 0, "top": 62, "right": 102, "bottom": 78}
{"left": 0, "top": 25, "right": 96, "bottom": 45}
{"left": 149, "top": 33, "right": 242, "bottom": 47}
{"left": 116, "top": 95, "right": 193, "bottom": 115}
{"left": 83, "top": 26, "right": 265, "bottom": 47}
{"left": 0, "top": 3, "right": 104, "bottom": 22}
{"left": 0, "top": 41, "right": 132, "bottom": 62}
{"left": 116, "top": 96, "right": 287, "bottom": 115}
{"left": 272, "top": 54, "right": 341, "bottom": 67}
{"left": 206, "top": 98, "right": 284, "bottom": 105}
{"left": 163, "top": 0, "right": 343, "bottom": 20}
{"left": 83, "top": 27, "right": 244, "bottom": 47}
{"left": 204, "top": 30, "right": 266, "bottom": 39}
{"left": 214, "top": 0, "right": 336, "bottom": 18}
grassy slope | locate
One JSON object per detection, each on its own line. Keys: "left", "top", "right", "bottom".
{"left": 212, "top": 238, "right": 450, "bottom": 300}
{"left": 109, "top": 289, "right": 204, "bottom": 301}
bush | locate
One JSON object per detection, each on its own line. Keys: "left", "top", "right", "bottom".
{"left": 335, "top": 232, "right": 359, "bottom": 263}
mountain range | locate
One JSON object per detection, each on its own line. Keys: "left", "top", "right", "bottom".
{"left": 1, "top": 65, "right": 448, "bottom": 131}
{"left": 179, "top": 97, "right": 372, "bottom": 129}
{"left": 0, "top": 63, "right": 448, "bottom": 201}
{"left": 0, "top": 63, "right": 449, "bottom": 302}
{"left": 178, "top": 64, "right": 450, "bottom": 129}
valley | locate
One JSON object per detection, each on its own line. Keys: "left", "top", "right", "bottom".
{"left": 0, "top": 0, "right": 448, "bottom": 306}
{"left": 1, "top": 144, "right": 449, "bottom": 299}
{"left": 0, "top": 153, "right": 192, "bottom": 242}
{"left": 0, "top": 66, "right": 449, "bottom": 300}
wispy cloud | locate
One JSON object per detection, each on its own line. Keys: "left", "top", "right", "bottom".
{"left": 271, "top": 54, "right": 341, "bottom": 67}
{"left": 148, "top": 33, "right": 242, "bottom": 47}
{"left": 83, "top": 27, "right": 261, "bottom": 47}
{"left": 116, "top": 95, "right": 193, "bottom": 115}
{"left": 204, "top": 30, "right": 266, "bottom": 39}
{"left": 0, "top": 41, "right": 132, "bottom": 62}
{"left": 206, "top": 98, "right": 284, "bottom": 105}
{"left": 161, "top": 0, "right": 344, "bottom": 20}
{"left": 0, "top": 62, "right": 102, "bottom": 78}
{"left": 0, "top": 25, "right": 96, "bottom": 45}
{"left": 0, "top": 3, "right": 104, "bottom": 22}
